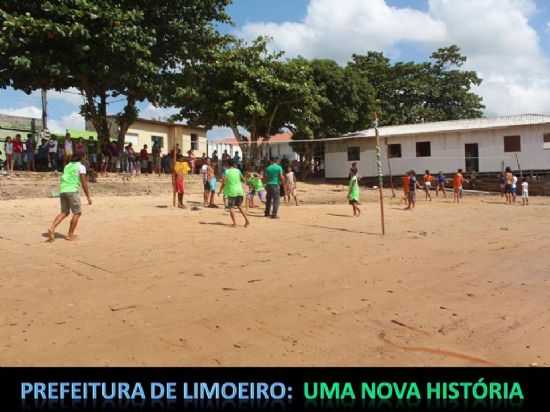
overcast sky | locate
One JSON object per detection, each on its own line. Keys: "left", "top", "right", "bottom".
{"left": 1, "top": 0, "right": 550, "bottom": 139}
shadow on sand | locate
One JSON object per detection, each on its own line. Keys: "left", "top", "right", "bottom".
{"left": 300, "top": 224, "right": 380, "bottom": 236}
{"left": 41, "top": 232, "right": 66, "bottom": 241}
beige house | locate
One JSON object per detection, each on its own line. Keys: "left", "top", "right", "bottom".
{"left": 86, "top": 117, "right": 207, "bottom": 156}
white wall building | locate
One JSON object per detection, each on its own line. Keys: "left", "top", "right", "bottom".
{"left": 208, "top": 132, "right": 299, "bottom": 160}
{"left": 325, "top": 114, "right": 550, "bottom": 178}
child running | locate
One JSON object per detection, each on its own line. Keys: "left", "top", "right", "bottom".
{"left": 453, "top": 169, "right": 464, "bottom": 204}
{"left": 174, "top": 154, "right": 190, "bottom": 209}
{"left": 423, "top": 170, "right": 433, "bottom": 201}
{"left": 284, "top": 166, "right": 299, "bottom": 206}
{"left": 206, "top": 162, "right": 218, "bottom": 208}
{"left": 246, "top": 171, "right": 266, "bottom": 208}
{"left": 521, "top": 178, "right": 529, "bottom": 206}
{"left": 348, "top": 168, "right": 361, "bottom": 217}
{"left": 218, "top": 159, "right": 250, "bottom": 228}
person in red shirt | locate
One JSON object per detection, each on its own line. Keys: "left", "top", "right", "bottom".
{"left": 401, "top": 174, "right": 410, "bottom": 205}
{"left": 13, "top": 134, "right": 24, "bottom": 170}
{"left": 453, "top": 169, "right": 464, "bottom": 204}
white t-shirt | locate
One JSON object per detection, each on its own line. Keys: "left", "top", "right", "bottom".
{"left": 48, "top": 140, "right": 58, "bottom": 153}
{"left": 64, "top": 140, "right": 73, "bottom": 155}
{"left": 512, "top": 176, "right": 518, "bottom": 189}
{"left": 5, "top": 142, "right": 13, "bottom": 155}
{"left": 521, "top": 181, "right": 528, "bottom": 194}
{"left": 200, "top": 164, "right": 209, "bottom": 182}
{"left": 286, "top": 171, "right": 296, "bottom": 186}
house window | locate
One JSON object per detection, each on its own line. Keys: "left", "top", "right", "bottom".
{"left": 504, "top": 135, "right": 521, "bottom": 153}
{"left": 151, "top": 135, "right": 164, "bottom": 149}
{"left": 125, "top": 133, "right": 139, "bottom": 147}
{"left": 347, "top": 146, "right": 360, "bottom": 161}
{"left": 190, "top": 134, "right": 199, "bottom": 151}
{"left": 416, "top": 141, "right": 431, "bottom": 157}
{"left": 388, "top": 144, "right": 402, "bottom": 158}
{"left": 544, "top": 134, "right": 550, "bottom": 150}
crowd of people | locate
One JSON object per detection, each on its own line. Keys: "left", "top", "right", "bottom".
{"left": 172, "top": 154, "right": 300, "bottom": 227}
{"left": 3, "top": 133, "right": 529, "bottom": 238}
{"left": 46, "top": 150, "right": 302, "bottom": 239}
{"left": 0, "top": 132, "right": 212, "bottom": 176}
{"left": 345, "top": 164, "right": 531, "bottom": 217}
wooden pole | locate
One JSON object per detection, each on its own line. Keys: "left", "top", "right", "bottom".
{"left": 515, "top": 153, "right": 523, "bottom": 178}
{"left": 384, "top": 137, "right": 396, "bottom": 198}
{"left": 172, "top": 138, "right": 177, "bottom": 207}
{"left": 375, "top": 114, "right": 386, "bottom": 236}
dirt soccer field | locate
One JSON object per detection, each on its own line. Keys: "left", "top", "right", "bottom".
{"left": 1, "top": 175, "right": 549, "bottom": 366}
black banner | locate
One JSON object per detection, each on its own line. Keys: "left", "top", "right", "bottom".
{"left": 0, "top": 367, "right": 545, "bottom": 411}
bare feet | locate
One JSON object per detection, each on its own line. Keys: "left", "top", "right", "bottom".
{"left": 244, "top": 221, "right": 250, "bottom": 228}
{"left": 65, "top": 234, "right": 78, "bottom": 241}
{"left": 47, "top": 229, "right": 55, "bottom": 242}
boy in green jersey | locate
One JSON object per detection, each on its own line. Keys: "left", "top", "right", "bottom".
{"left": 47, "top": 154, "right": 92, "bottom": 241}
{"left": 218, "top": 159, "right": 250, "bottom": 228}
{"left": 348, "top": 169, "right": 361, "bottom": 217}
{"left": 246, "top": 170, "right": 267, "bottom": 208}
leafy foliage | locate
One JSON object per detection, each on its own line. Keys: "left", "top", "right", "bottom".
{"left": 0, "top": 0, "right": 231, "bottom": 143}
{"left": 350, "top": 45, "right": 484, "bottom": 126}
{"left": 168, "top": 37, "right": 322, "bottom": 162}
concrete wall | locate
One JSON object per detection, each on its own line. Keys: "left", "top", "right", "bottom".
{"left": 124, "top": 122, "right": 207, "bottom": 156}
{"left": 208, "top": 142, "right": 236, "bottom": 158}
{"left": 325, "top": 125, "right": 550, "bottom": 178}
{"left": 174, "top": 126, "right": 208, "bottom": 157}
{"left": 208, "top": 142, "right": 299, "bottom": 160}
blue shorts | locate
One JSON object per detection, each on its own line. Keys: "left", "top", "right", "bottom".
{"left": 208, "top": 178, "right": 217, "bottom": 192}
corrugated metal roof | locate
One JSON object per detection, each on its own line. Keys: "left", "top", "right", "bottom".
{"left": 215, "top": 132, "right": 293, "bottom": 145}
{"left": 345, "top": 114, "right": 550, "bottom": 139}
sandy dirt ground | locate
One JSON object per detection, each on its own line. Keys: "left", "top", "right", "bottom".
{"left": 1, "top": 174, "right": 549, "bottom": 366}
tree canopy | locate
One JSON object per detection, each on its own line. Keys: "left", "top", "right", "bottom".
{"left": 350, "top": 46, "right": 484, "bottom": 126}
{"left": 0, "top": 0, "right": 231, "bottom": 144}
{"left": 167, "top": 37, "right": 322, "bottom": 163}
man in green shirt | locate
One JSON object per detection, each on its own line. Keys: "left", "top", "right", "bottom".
{"left": 218, "top": 159, "right": 250, "bottom": 228}
{"left": 47, "top": 154, "right": 92, "bottom": 241}
{"left": 264, "top": 158, "right": 285, "bottom": 219}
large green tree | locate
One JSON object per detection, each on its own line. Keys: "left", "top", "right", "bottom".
{"left": 291, "top": 59, "right": 376, "bottom": 168}
{"left": 0, "top": 0, "right": 231, "bottom": 145}
{"left": 168, "top": 37, "right": 322, "bottom": 163}
{"left": 350, "top": 45, "right": 484, "bottom": 126}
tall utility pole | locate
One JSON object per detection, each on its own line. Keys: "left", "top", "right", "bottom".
{"left": 374, "top": 113, "right": 386, "bottom": 236}
{"left": 41, "top": 89, "right": 48, "bottom": 131}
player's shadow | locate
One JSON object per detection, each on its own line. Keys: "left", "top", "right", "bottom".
{"left": 327, "top": 213, "right": 354, "bottom": 218}
{"left": 301, "top": 224, "right": 379, "bottom": 236}
{"left": 199, "top": 222, "right": 235, "bottom": 227}
{"left": 41, "top": 232, "right": 65, "bottom": 240}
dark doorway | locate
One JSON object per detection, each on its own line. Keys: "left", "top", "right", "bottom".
{"left": 465, "top": 143, "right": 479, "bottom": 172}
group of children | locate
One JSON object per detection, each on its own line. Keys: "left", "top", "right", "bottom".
{"left": 171, "top": 155, "right": 300, "bottom": 227}
{"left": 399, "top": 170, "right": 461, "bottom": 210}
{"left": 502, "top": 167, "right": 529, "bottom": 206}
{"left": 347, "top": 166, "right": 530, "bottom": 215}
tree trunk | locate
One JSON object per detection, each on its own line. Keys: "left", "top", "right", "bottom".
{"left": 116, "top": 96, "right": 138, "bottom": 150}
{"left": 301, "top": 142, "right": 314, "bottom": 180}
{"left": 83, "top": 90, "right": 110, "bottom": 146}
